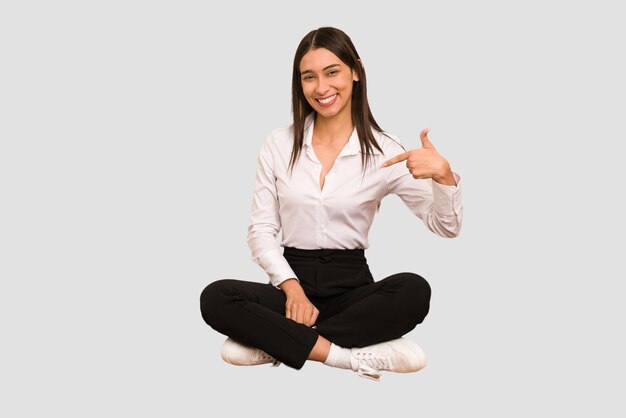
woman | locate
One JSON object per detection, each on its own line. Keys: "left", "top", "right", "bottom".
{"left": 200, "top": 26, "right": 462, "bottom": 381}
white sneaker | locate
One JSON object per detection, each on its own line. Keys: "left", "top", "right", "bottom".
{"left": 349, "top": 338, "right": 426, "bottom": 380}
{"left": 220, "top": 338, "right": 281, "bottom": 367}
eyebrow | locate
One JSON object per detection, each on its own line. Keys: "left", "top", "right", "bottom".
{"left": 300, "top": 64, "right": 341, "bottom": 75}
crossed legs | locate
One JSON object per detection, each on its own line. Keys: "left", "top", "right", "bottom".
{"left": 200, "top": 273, "right": 431, "bottom": 369}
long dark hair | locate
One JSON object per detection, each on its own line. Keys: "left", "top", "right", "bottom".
{"left": 289, "top": 27, "right": 385, "bottom": 173}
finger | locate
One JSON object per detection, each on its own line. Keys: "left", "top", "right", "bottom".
{"left": 306, "top": 306, "right": 317, "bottom": 326}
{"left": 303, "top": 306, "right": 313, "bottom": 326}
{"left": 381, "top": 151, "right": 409, "bottom": 167}
{"left": 295, "top": 308, "right": 304, "bottom": 325}
{"left": 420, "top": 128, "right": 434, "bottom": 149}
{"left": 310, "top": 308, "right": 319, "bottom": 327}
{"left": 285, "top": 307, "right": 292, "bottom": 321}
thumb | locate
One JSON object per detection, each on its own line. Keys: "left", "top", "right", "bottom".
{"left": 420, "top": 128, "right": 434, "bottom": 148}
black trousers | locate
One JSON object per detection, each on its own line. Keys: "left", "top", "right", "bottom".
{"left": 200, "top": 247, "right": 431, "bottom": 369}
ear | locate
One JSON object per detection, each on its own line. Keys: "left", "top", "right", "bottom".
{"left": 353, "top": 59, "right": 364, "bottom": 81}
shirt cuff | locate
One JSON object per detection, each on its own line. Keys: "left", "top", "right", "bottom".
{"left": 432, "top": 172, "right": 463, "bottom": 217}
{"left": 268, "top": 259, "right": 299, "bottom": 289}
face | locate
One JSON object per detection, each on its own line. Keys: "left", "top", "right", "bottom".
{"left": 299, "top": 47, "right": 359, "bottom": 120}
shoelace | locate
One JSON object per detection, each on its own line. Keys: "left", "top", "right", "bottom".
{"left": 253, "top": 349, "right": 281, "bottom": 367}
{"left": 353, "top": 350, "right": 392, "bottom": 381}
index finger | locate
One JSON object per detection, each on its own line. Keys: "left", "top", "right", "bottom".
{"left": 381, "top": 151, "right": 409, "bottom": 167}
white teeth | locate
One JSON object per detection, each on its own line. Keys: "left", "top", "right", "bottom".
{"left": 318, "top": 94, "right": 337, "bottom": 104}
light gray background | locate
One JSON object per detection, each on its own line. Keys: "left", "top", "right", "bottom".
{"left": 1, "top": 1, "right": 624, "bottom": 416}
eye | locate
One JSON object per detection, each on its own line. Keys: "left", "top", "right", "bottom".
{"left": 302, "top": 74, "right": 315, "bottom": 81}
{"left": 327, "top": 70, "right": 338, "bottom": 76}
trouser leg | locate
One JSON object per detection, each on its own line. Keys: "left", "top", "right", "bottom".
{"left": 200, "top": 279, "right": 319, "bottom": 369}
{"left": 313, "top": 272, "right": 431, "bottom": 348}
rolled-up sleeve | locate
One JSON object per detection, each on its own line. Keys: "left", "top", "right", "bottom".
{"left": 246, "top": 137, "right": 298, "bottom": 288}
{"left": 386, "top": 163, "right": 463, "bottom": 238}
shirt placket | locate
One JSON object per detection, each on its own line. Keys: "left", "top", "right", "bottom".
{"left": 305, "top": 145, "right": 327, "bottom": 248}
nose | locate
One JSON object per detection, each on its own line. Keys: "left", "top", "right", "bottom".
{"left": 314, "top": 78, "right": 330, "bottom": 96}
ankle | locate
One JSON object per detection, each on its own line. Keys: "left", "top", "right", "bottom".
{"left": 308, "top": 335, "right": 332, "bottom": 362}
{"left": 323, "top": 343, "right": 352, "bottom": 369}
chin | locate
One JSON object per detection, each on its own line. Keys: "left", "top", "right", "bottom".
{"left": 315, "top": 106, "right": 341, "bottom": 118}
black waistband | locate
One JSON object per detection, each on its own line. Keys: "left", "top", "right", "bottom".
{"left": 283, "top": 246, "right": 365, "bottom": 260}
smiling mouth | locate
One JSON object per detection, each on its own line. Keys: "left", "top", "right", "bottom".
{"left": 316, "top": 94, "right": 338, "bottom": 106}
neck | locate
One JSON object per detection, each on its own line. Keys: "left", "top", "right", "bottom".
{"left": 313, "top": 111, "right": 354, "bottom": 145}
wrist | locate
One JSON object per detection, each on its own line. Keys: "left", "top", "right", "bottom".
{"left": 279, "top": 278, "right": 303, "bottom": 295}
{"left": 433, "top": 161, "right": 455, "bottom": 185}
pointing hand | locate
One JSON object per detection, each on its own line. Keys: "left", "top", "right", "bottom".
{"left": 381, "top": 128, "right": 455, "bottom": 185}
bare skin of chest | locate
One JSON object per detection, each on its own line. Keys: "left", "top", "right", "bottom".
{"left": 312, "top": 141, "right": 345, "bottom": 190}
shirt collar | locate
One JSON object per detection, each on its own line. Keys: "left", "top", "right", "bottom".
{"left": 303, "top": 113, "right": 382, "bottom": 156}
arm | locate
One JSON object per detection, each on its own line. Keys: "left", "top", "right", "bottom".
{"left": 247, "top": 136, "right": 320, "bottom": 326}
{"left": 382, "top": 129, "right": 463, "bottom": 237}
{"left": 387, "top": 170, "right": 463, "bottom": 237}
{"left": 247, "top": 136, "right": 299, "bottom": 288}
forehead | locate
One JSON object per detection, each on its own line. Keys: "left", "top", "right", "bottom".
{"left": 299, "top": 48, "right": 347, "bottom": 72}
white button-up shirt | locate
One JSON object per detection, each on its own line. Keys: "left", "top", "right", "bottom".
{"left": 247, "top": 115, "right": 463, "bottom": 287}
